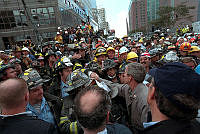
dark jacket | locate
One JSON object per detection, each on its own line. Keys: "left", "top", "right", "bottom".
{"left": 100, "top": 79, "right": 150, "bottom": 131}
{"left": 0, "top": 114, "right": 58, "bottom": 134}
{"left": 142, "top": 119, "right": 200, "bottom": 134}
{"left": 63, "top": 122, "right": 133, "bottom": 134}
{"left": 44, "top": 92, "right": 63, "bottom": 132}
{"left": 106, "top": 123, "right": 133, "bottom": 134}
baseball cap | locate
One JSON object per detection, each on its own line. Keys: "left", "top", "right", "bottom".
{"left": 154, "top": 62, "right": 200, "bottom": 101}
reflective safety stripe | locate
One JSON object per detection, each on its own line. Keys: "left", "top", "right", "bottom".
{"left": 70, "top": 121, "right": 78, "bottom": 134}
{"left": 59, "top": 116, "right": 70, "bottom": 125}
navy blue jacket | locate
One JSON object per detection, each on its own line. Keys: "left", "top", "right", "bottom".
{"left": 142, "top": 119, "right": 200, "bottom": 134}
{"left": 0, "top": 114, "right": 58, "bottom": 134}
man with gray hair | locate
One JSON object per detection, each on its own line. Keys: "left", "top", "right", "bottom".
{"left": 91, "top": 63, "right": 150, "bottom": 132}
{"left": 122, "top": 63, "right": 150, "bottom": 131}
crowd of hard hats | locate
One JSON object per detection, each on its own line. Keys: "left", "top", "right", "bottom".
{"left": 0, "top": 22, "right": 200, "bottom": 133}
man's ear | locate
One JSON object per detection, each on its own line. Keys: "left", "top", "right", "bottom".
{"left": 106, "top": 111, "right": 110, "bottom": 123}
{"left": 59, "top": 71, "right": 62, "bottom": 76}
{"left": 25, "top": 91, "right": 29, "bottom": 102}
{"left": 147, "top": 85, "right": 156, "bottom": 105}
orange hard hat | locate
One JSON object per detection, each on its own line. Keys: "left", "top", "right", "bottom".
{"left": 179, "top": 42, "right": 191, "bottom": 51}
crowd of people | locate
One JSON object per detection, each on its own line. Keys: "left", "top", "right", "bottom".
{"left": 0, "top": 22, "right": 200, "bottom": 134}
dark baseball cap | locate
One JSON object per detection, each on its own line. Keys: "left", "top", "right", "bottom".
{"left": 154, "top": 62, "right": 200, "bottom": 101}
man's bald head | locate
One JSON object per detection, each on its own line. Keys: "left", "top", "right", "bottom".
{"left": 79, "top": 89, "right": 101, "bottom": 114}
{"left": 0, "top": 78, "right": 28, "bottom": 109}
{"left": 74, "top": 85, "right": 111, "bottom": 130}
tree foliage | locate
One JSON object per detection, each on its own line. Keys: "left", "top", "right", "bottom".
{"left": 150, "top": 2, "right": 195, "bottom": 28}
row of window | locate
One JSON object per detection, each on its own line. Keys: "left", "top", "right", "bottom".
{"left": 0, "top": 18, "right": 56, "bottom": 30}
{"left": 0, "top": 7, "right": 56, "bottom": 30}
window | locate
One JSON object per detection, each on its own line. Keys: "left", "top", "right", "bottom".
{"left": 48, "top": 7, "right": 54, "bottom": 13}
{"left": 43, "top": 8, "right": 48, "bottom": 14}
{"left": 49, "top": 13, "right": 55, "bottom": 18}
{"left": 37, "top": 8, "right": 43, "bottom": 14}
{"left": 31, "top": 9, "right": 36, "bottom": 14}
{"left": 0, "top": 10, "right": 20, "bottom": 30}
{"left": 43, "top": 14, "right": 49, "bottom": 19}
{"left": 30, "top": 7, "right": 55, "bottom": 26}
{"left": 13, "top": 10, "right": 20, "bottom": 16}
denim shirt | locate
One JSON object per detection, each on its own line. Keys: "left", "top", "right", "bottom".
{"left": 26, "top": 97, "right": 55, "bottom": 126}
{"left": 61, "top": 80, "right": 69, "bottom": 98}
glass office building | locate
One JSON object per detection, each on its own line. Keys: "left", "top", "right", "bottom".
{"left": 0, "top": 0, "right": 88, "bottom": 49}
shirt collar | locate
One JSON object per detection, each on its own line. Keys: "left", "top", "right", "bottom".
{"left": 143, "top": 121, "right": 159, "bottom": 128}
{"left": 0, "top": 111, "right": 32, "bottom": 117}
{"left": 27, "top": 97, "right": 46, "bottom": 111}
{"left": 84, "top": 128, "right": 107, "bottom": 134}
{"left": 61, "top": 80, "right": 69, "bottom": 88}
{"left": 97, "top": 128, "right": 107, "bottom": 134}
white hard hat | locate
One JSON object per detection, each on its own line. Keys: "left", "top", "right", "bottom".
{"left": 22, "top": 47, "right": 30, "bottom": 52}
{"left": 62, "top": 57, "right": 73, "bottom": 67}
{"left": 184, "top": 38, "right": 187, "bottom": 42}
{"left": 119, "top": 46, "right": 128, "bottom": 55}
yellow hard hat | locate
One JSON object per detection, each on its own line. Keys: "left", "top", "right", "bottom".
{"left": 189, "top": 46, "right": 200, "bottom": 53}
{"left": 126, "top": 52, "right": 138, "bottom": 62}
{"left": 107, "top": 47, "right": 115, "bottom": 52}
{"left": 139, "top": 39, "right": 143, "bottom": 43}
{"left": 95, "top": 47, "right": 107, "bottom": 57}
{"left": 123, "top": 35, "right": 128, "bottom": 38}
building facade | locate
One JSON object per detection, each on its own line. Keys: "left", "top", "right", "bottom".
{"left": 78, "top": 0, "right": 98, "bottom": 30}
{"left": 128, "top": 0, "right": 200, "bottom": 34}
{"left": 0, "top": 0, "right": 89, "bottom": 49}
{"left": 128, "top": 0, "right": 147, "bottom": 34}
{"left": 97, "top": 8, "right": 109, "bottom": 34}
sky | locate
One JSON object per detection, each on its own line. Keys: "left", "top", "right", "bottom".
{"left": 96, "top": 0, "right": 131, "bottom": 38}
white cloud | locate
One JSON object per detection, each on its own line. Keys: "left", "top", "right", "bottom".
{"left": 110, "top": 10, "right": 128, "bottom": 38}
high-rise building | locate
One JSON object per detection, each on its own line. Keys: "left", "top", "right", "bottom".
{"left": 128, "top": 0, "right": 200, "bottom": 34}
{"left": 78, "top": 0, "right": 98, "bottom": 29}
{"left": 98, "top": 8, "right": 109, "bottom": 33}
{"left": 0, "top": 0, "right": 88, "bottom": 49}
{"left": 198, "top": 0, "right": 200, "bottom": 21}
{"left": 128, "top": 0, "right": 147, "bottom": 34}
{"left": 147, "top": 0, "right": 160, "bottom": 22}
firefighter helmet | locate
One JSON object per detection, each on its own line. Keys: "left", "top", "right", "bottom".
{"left": 95, "top": 47, "right": 107, "bottom": 57}
{"left": 179, "top": 42, "right": 191, "bottom": 51}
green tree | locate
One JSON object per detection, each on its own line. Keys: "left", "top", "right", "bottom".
{"left": 150, "top": 2, "right": 195, "bottom": 28}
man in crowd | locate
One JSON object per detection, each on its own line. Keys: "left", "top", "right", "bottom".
{"left": 0, "top": 78, "right": 58, "bottom": 134}
{"left": 91, "top": 63, "right": 150, "bottom": 132}
{"left": 20, "top": 69, "right": 62, "bottom": 131}
{"left": 50, "top": 58, "right": 73, "bottom": 97}
{"left": 122, "top": 63, "right": 150, "bottom": 131}
{"left": 74, "top": 85, "right": 132, "bottom": 134}
{"left": 9, "top": 58, "right": 23, "bottom": 77}
{"left": 0, "top": 63, "right": 17, "bottom": 82}
{"left": 143, "top": 62, "right": 200, "bottom": 134}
